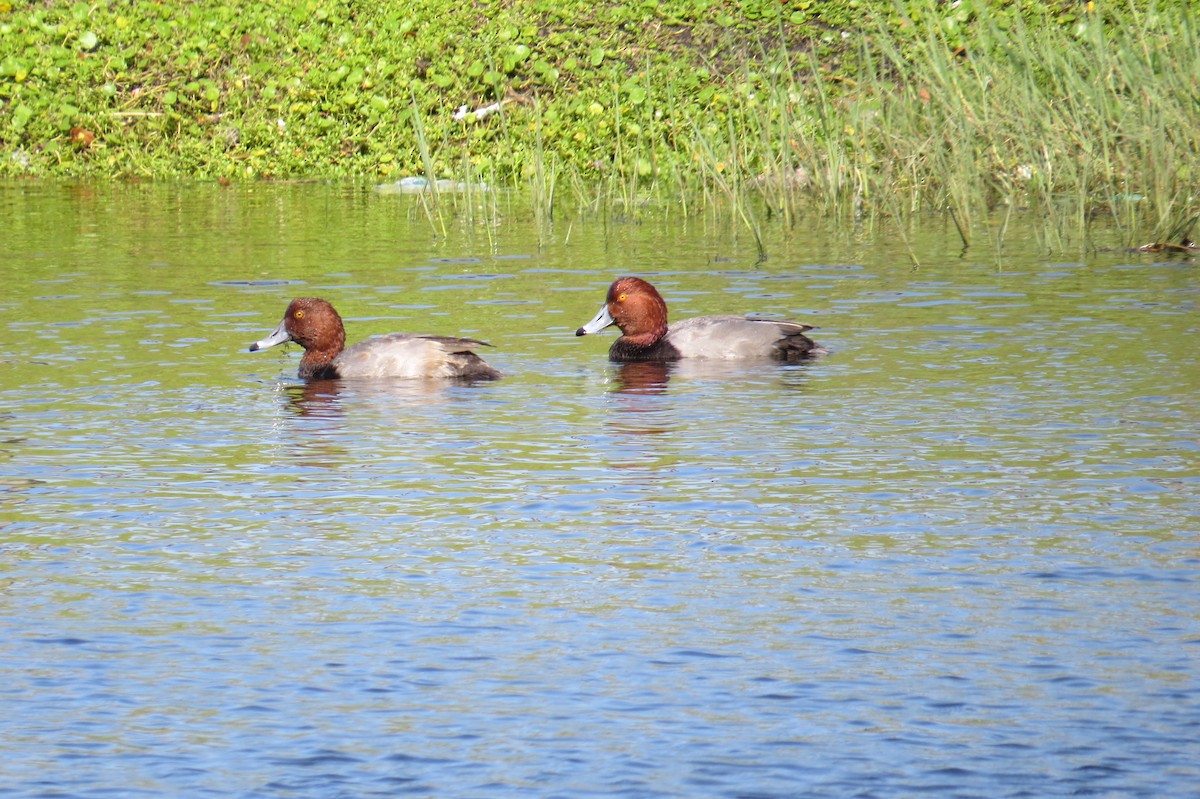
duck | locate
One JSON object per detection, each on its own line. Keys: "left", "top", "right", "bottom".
{"left": 249, "top": 297, "right": 502, "bottom": 380}
{"left": 575, "top": 276, "right": 820, "bottom": 362}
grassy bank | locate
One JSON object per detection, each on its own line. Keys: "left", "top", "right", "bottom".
{"left": 1, "top": 1, "right": 1197, "bottom": 247}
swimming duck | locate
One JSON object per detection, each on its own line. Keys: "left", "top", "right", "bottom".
{"left": 250, "top": 297, "right": 501, "bottom": 380}
{"left": 575, "top": 277, "right": 820, "bottom": 362}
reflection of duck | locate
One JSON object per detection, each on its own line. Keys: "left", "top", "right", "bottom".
{"left": 607, "top": 362, "right": 676, "bottom": 441}
{"left": 611, "top": 361, "right": 671, "bottom": 394}
{"left": 284, "top": 382, "right": 345, "bottom": 419}
{"left": 250, "top": 297, "right": 502, "bottom": 381}
{"left": 577, "top": 277, "right": 821, "bottom": 362}
{"left": 282, "top": 376, "right": 493, "bottom": 419}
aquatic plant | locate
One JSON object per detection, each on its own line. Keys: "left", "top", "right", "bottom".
{"left": 0, "top": 0, "right": 1196, "bottom": 249}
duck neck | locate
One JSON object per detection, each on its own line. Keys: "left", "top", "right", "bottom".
{"left": 610, "top": 334, "right": 680, "bottom": 362}
{"left": 295, "top": 319, "right": 345, "bottom": 380}
{"left": 620, "top": 324, "right": 666, "bottom": 349}
{"left": 298, "top": 348, "right": 341, "bottom": 380}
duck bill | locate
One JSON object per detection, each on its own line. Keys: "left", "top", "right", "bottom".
{"left": 576, "top": 304, "right": 615, "bottom": 336}
{"left": 249, "top": 318, "right": 291, "bottom": 352}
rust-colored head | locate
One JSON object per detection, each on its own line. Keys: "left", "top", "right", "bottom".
{"left": 576, "top": 276, "right": 669, "bottom": 347}
{"left": 249, "top": 297, "right": 347, "bottom": 378}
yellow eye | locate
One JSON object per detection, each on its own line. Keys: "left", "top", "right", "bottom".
{"left": 618, "top": 293, "right": 627, "bottom": 302}
{"left": 294, "top": 310, "right": 304, "bottom": 319}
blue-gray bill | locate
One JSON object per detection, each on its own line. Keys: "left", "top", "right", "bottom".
{"left": 249, "top": 319, "right": 290, "bottom": 352}
{"left": 576, "top": 304, "right": 615, "bottom": 336}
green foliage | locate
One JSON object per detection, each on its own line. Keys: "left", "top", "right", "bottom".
{"left": 0, "top": 0, "right": 1197, "bottom": 243}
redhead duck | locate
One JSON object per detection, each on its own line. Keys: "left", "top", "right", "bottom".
{"left": 249, "top": 297, "right": 501, "bottom": 380}
{"left": 575, "top": 276, "right": 820, "bottom": 362}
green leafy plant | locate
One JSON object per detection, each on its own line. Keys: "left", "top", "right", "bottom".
{"left": 1, "top": 0, "right": 1196, "bottom": 249}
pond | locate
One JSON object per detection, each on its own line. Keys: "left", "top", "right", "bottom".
{"left": 1, "top": 181, "right": 1197, "bottom": 798}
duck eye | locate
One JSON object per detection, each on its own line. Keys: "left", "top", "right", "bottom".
{"left": 294, "top": 310, "right": 304, "bottom": 319}
{"left": 618, "top": 293, "right": 627, "bottom": 302}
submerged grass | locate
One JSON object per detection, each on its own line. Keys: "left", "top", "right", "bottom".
{"left": 1, "top": 1, "right": 1196, "bottom": 249}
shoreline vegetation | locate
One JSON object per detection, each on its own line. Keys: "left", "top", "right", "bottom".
{"left": 1, "top": 1, "right": 1197, "bottom": 251}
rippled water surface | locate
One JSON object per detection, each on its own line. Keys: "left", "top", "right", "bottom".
{"left": 1, "top": 182, "right": 1197, "bottom": 798}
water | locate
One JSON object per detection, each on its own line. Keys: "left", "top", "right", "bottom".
{"left": 1, "top": 182, "right": 1197, "bottom": 798}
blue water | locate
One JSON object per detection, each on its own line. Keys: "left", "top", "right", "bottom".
{"left": 1, "top": 182, "right": 1197, "bottom": 798}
